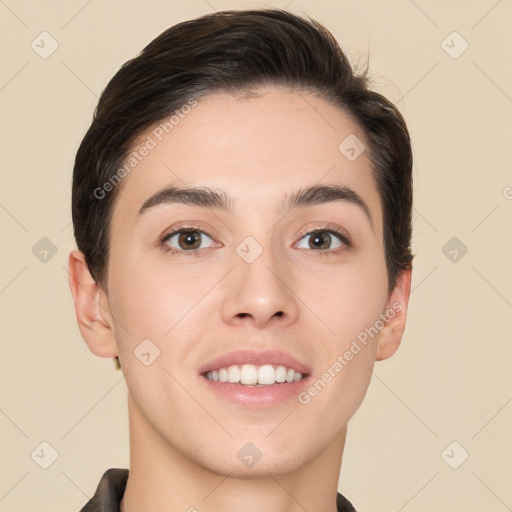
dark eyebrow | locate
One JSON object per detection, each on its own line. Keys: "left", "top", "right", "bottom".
{"left": 137, "top": 183, "right": 372, "bottom": 226}
{"left": 138, "top": 185, "right": 234, "bottom": 216}
{"left": 285, "top": 183, "right": 372, "bottom": 226}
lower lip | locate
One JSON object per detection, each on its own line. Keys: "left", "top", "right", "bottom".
{"left": 200, "top": 375, "right": 311, "bottom": 408}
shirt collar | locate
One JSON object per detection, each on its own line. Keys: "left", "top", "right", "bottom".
{"left": 80, "top": 467, "right": 356, "bottom": 511}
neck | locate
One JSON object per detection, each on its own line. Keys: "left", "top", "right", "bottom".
{"left": 120, "top": 394, "right": 346, "bottom": 512}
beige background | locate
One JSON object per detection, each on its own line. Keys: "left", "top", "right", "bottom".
{"left": 1, "top": 0, "right": 511, "bottom": 511}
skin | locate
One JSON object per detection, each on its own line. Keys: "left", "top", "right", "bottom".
{"left": 69, "top": 86, "right": 411, "bottom": 512}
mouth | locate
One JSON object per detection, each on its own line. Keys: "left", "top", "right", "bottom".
{"left": 198, "top": 349, "right": 311, "bottom": 407}
{"left": 202, "top": 363, "right": 307, "bottom": 386}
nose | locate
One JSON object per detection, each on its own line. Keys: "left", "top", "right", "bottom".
{"left": 220, "top": 245, "right": 300, "bottom": 329}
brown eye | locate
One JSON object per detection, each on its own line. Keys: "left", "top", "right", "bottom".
{"left": 163, "top": 229, "right": 214, "bottom": 252}
{"left": 295, "top": 229, "right": 348, "bottom": 252}
{"left": 308, "top": 231, "right": 332, "bottom": 250}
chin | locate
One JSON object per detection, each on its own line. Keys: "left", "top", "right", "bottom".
{"left": 193, "top": 438, "right": 312, "bottom": 478}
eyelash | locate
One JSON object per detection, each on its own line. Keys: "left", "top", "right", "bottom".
{"left": 159, "top": 223, "right": 352, "bottom": 257}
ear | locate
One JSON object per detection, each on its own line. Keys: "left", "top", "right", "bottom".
{"left": 68, "top": 249, "right": 118, "bottom": 358}
{"left": 375, "top": 269, "right": 411, "bottom": 361}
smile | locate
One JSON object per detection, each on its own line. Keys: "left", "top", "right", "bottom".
{"left": 204, "top": 364, "right": 305, "bottom": 386}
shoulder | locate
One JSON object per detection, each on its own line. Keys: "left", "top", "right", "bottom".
{"left": 336, "top": 491, "right": 357, "bottom": 512}
{"left": 79, "top": 468, "right": 129, "bottom": 512}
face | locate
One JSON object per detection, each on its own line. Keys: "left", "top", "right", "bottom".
{"left": 97, "top": 87, "right": 406, "bottom": 476}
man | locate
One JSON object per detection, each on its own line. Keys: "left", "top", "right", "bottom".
{"left": 68, "top": 9, "right": 413, "bottom": 511}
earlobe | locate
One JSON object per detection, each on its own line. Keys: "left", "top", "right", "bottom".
{"left": 68, "top": 250, "right": 118, "bottom": 358}
{"left": 375, "top": 269, "right": 412, "bottom": 361}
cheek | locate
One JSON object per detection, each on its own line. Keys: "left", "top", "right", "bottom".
{"left": 304, "top": 258, "right": 389, "bottom": 348}
{"left": 108, "top": 259, "right": 216, "bottom": 359}
{"left": 305, "top": 257, "right": 387, "bottom": 414}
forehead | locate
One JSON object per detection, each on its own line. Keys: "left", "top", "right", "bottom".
{"left": 111, "top": 88, "right": 381, "bottom": 224}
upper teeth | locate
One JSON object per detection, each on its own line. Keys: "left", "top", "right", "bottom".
{"left": 205, "top": 364, "right": 304, "bottom": 386}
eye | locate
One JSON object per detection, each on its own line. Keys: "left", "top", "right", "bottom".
{"left": 161, "top": 227, "right": 215, "bottom": 254}
{"left": 159, "top": 224, "right": 351, "bottom": 256}
{"left": 295, "top": 227, "right": 350, "bottom": 254}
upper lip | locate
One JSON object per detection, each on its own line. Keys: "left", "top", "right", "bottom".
{"left": 198, "top": 349, "right": 312, "bottom": 375}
